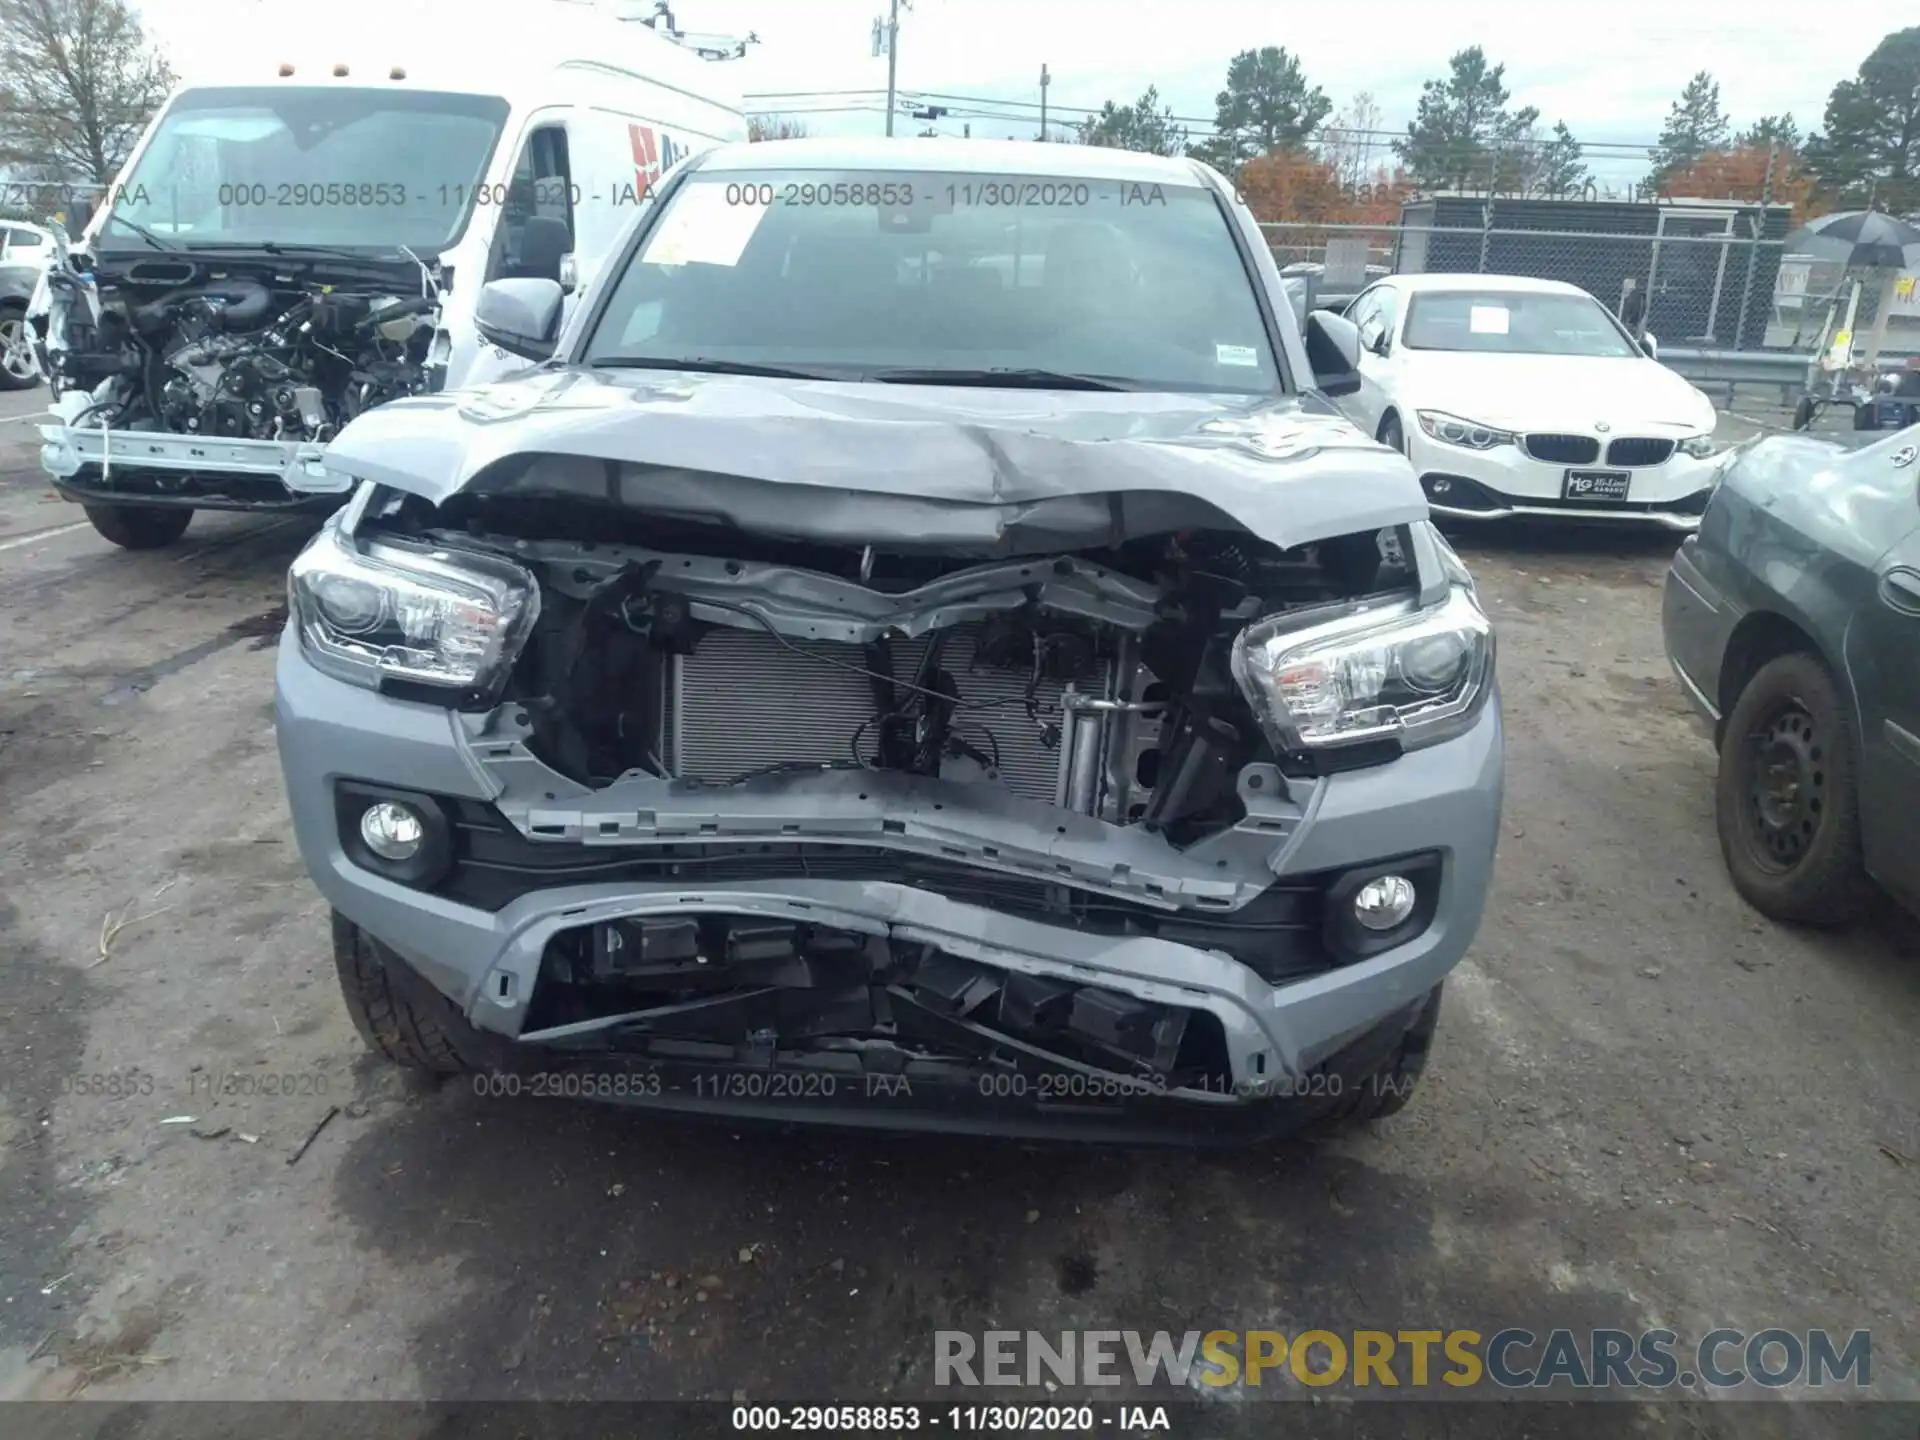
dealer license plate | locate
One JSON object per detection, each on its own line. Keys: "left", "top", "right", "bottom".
{"left": 1563, "top": 469, "right": 1632, "bottom": 502}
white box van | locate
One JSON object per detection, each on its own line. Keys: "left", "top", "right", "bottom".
{"left": 32, "top": 0, "right": 744, "bottom": 549}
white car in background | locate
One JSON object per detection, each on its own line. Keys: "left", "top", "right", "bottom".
{"left": 1, "top": 221, "right": 57, "bottom": 269}
{"left": 1336, "top": 273, "right": 1724, "bottom": 530}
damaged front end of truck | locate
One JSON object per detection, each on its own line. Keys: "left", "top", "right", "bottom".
{"left": 276, "top": 371, "right": 1503, "bottom": 1139}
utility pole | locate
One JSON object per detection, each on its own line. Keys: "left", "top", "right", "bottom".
{"left": 1038, "top": 63, "right": 1050, "bottom": 141}
{"left": 883, "top": 0, "right": 904, "bottom": 137}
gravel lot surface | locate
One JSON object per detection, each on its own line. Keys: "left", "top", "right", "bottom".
{"left": 0, "top": 384, "right": 1913, "bottom": 1433}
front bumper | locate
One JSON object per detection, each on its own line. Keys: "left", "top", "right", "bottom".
{"left": 1407, "top": 427, "right": 1717, "bottom": 531}
{"left": 275, "top": 633, "right": 1504, "bottom": 1134}
{"left": 40, "top": 421, "right": 352, "bottom": 512}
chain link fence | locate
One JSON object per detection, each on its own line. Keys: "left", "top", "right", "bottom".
{"left": 1263, "top": 216, "right": 1920, "bottom": 359}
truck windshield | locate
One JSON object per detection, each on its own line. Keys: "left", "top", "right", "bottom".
{"left": 99, "top": 86, "right": 510, "bottom": 253}
{"left": 584, "top": 168, "right": 1283, "bottom": 394}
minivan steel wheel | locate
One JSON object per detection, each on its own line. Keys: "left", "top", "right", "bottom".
{"left": 1714, "top": 652, "right": 1872, "bottom": 926}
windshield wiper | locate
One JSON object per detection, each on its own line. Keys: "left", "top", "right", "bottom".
{"left": 184, "top": 241, "right": 411, "bottom": 263}
{"left": 101, "top": 214, "right": 177, "bottom": 253}
{"left": 589, "top": 356, "right": 851, "bottom": 381}
{"left": 868, "top": 366, "right": 1141, "bottom": 391}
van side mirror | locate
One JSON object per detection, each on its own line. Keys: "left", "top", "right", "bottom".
{"left": 475, "top": 278, "right": 565, "bottom": 361}
{"left": 1305, "top": 310, "right": 1363, "bottom": 397}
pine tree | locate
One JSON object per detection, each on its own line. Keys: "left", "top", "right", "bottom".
{"left": 1393, "top": 47, "right": 1539, "bottom": 192}
{"left": 1803, "top": 27, "right": 1920, "bottom": 209}
{"left": 1646, "top": 72, "right": 1731, "bottom": 195}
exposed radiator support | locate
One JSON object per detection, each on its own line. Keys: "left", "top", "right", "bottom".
{"left": 662, "top": 620, "right": 1169, "bottom": 819}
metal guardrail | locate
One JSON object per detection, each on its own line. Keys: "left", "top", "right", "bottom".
{"left": 1659, "top": 348, "right": 1917, "bottom": 406}
{"left": 1657, "top": 348, "right": 1807, "bottom": 385}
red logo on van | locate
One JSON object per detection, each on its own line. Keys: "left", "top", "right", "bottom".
{"left": 630, "top": 124, "right": 661, "bottom": 190}
{"left": 629, "top": 123, "right": 684, "bottom": 197}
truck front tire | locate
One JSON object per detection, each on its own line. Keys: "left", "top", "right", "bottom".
{"left": 82, "top": 503, "right": 193, "bottom": 550}
{"left": 1314, "top": 983, "right": 1444, "bottom": 1133}
{"left": 332, "top": 912, "right": 488, "bottom": 1076}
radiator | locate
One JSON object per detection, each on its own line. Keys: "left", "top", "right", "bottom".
{"left": 667, "top": 623, "right": 1094, "bottom": 802}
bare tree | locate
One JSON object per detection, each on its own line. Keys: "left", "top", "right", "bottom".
{"left": 747, "top": 113, "right": 810, "bottom": 143}
{"left": 1319, "top": 91, "right": 1382, "bottom": 191}
{"left": 0, "top": 0, "right": 173, "bottom": 187}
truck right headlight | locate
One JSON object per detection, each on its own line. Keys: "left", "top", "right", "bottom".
{"left": 288, "top": 521, "right": 539, "bottom": 698}
{"left": 1231, "top": 587, "right": 1494, "bottom": 753}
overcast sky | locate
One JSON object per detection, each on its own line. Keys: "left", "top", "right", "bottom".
{"left": 134, "top": 0, "right": 1883, "bottom": 188}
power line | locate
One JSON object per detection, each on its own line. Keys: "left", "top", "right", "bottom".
{"left": 745, "top": 89, "right": 1669, "bottom": 151}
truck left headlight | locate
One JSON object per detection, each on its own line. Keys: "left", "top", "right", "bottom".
{"left": 1231, "top": 587, "right": 1495, "bottom": 754}
{"left": 288, "top": 521, "right": 539, "bottom": 697}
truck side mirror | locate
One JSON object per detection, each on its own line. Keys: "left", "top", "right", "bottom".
{"left": 1305, "top": 311, "right": 1363, "bottom": 397}
{"left": 475, "top": 278, "right": 565, "bottom": 361}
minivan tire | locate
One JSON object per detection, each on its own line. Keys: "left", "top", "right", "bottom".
{"left": 83, "top": 503, "right": 193, "bottom": 550}
{"left": 1715, "top": 651, "right": 1874, "bottom": 927}
{"left": 332, "top": 912, "right": 489, "bottom": 1075}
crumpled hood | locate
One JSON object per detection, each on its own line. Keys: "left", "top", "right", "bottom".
{"left": 321, "top": 367, "right": 1429, "bottom": 553}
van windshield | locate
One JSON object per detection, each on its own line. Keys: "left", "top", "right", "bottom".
{"left": 584, "top": 167, "right": 1283, "bottom": 394}
{"left": 99, "top": 86, "right": 510, "bottom": 253}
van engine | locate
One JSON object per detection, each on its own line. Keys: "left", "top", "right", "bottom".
{"left": 41, "top": 256, "right": 437, "bottom": 452}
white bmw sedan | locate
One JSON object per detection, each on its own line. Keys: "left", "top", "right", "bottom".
{"left": 1335, "top": 274, "right": 1723, "bottom": 530}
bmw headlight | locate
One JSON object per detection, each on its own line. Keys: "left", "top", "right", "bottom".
{"left": 1677, "top": 432, "right": 1721, "bottom": 459}
{"left": 288, "top": 521, "right": 539, "bottom": 697}
{"left": 1416, "top": 410, "right": 1516, "bottom": 450}
{"left": 1231, "top": 587, "right": 1495, "bottom": 753}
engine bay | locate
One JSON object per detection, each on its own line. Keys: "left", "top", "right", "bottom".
{"left": 41, "top": 253, "right": 437, "bottom": 452}
{"left": 385, "top": 494, "right": 1421, "bottom": 848}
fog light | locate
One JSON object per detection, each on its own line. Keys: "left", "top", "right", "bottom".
{"left": 1431, "top": 477, "right": 1453, "bottom": 496}
{"left": 1353, "top": 874, "right": 1417, "bottom": 931}
{"left": 359, "top": 802, "right": 424, "bottom": 861}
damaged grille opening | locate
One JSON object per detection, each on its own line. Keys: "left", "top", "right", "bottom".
{"left": 525, "top": 913, "right": 1235, "bottom": 1094}
{"left": 384, "top": 489, "right": 1420, "bottom": 847}
{"left": 434, "top": 804, "right": 1340, "bottom": 984}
